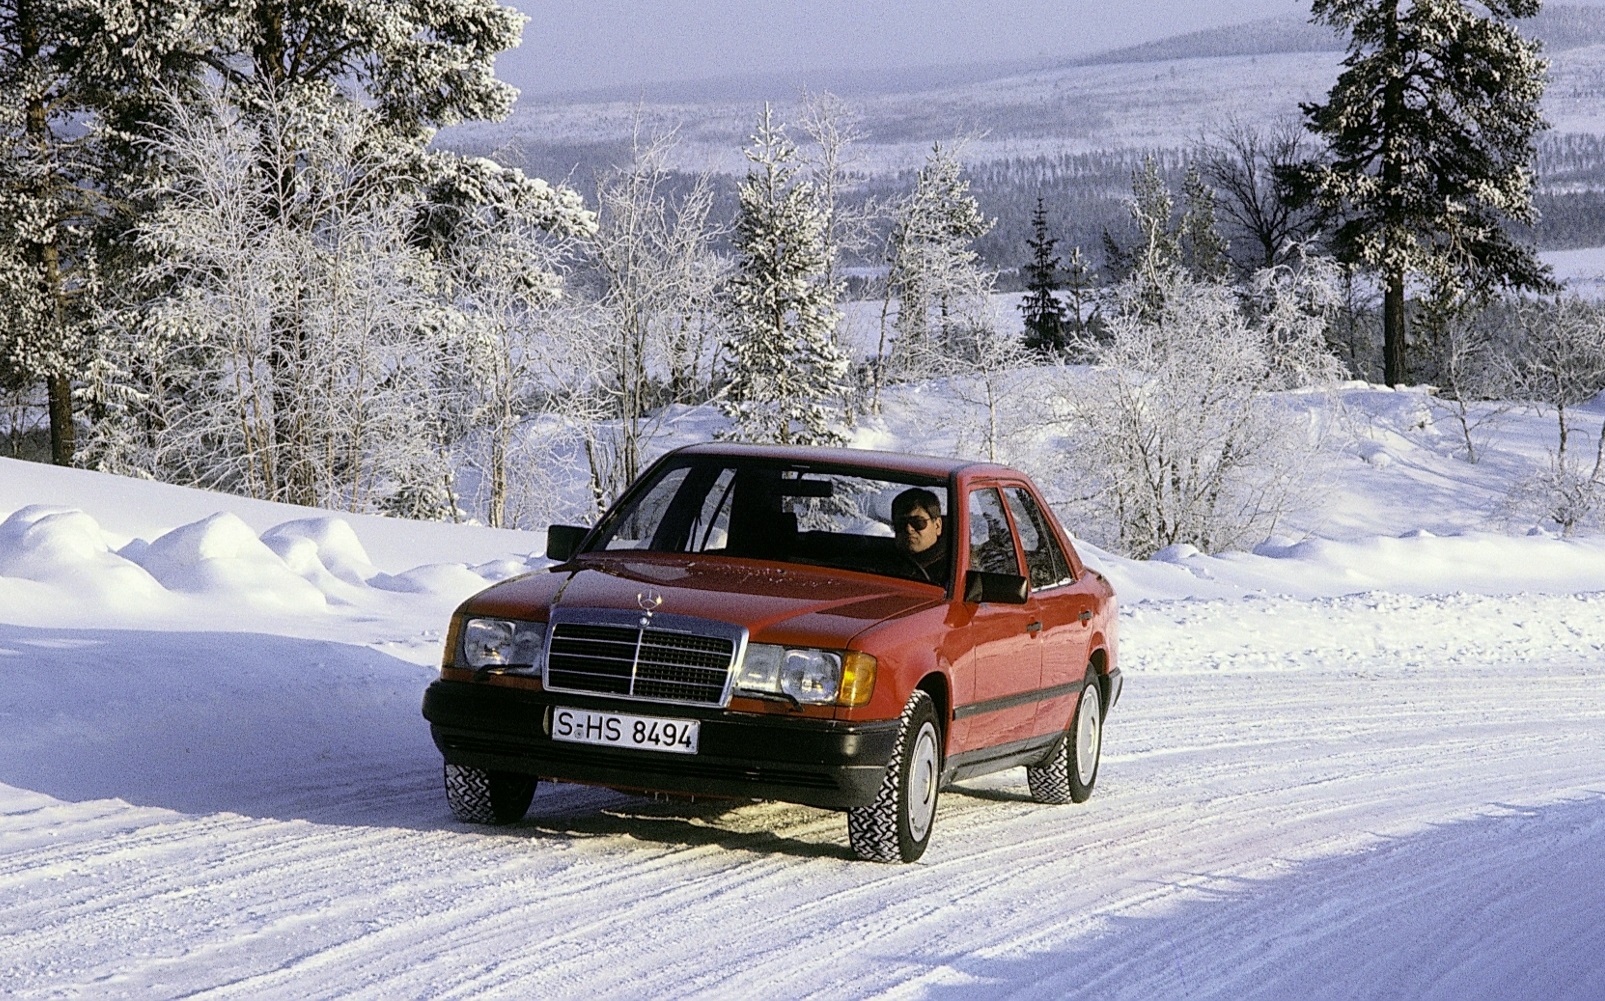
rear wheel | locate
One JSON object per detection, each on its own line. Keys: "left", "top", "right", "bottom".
{"left": 444, "top": 762, "right": 537, "bottom": 825}
{"left": 848, "top": 691, "right": 941, "bottom": 863}
{"left": 1027, "top": 668, "right": 1102, "bottom": 804}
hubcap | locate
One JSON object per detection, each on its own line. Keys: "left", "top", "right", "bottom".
{"left": 907, "top": 722, "right": 939, "bottom": 841}
{"left": 1076, "top": 686, "right": 1101, "bottom": 786}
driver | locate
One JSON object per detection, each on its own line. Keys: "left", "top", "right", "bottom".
{"left": 892, "top": 488, "right": 948, "bottom": 584}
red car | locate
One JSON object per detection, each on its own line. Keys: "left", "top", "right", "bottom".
{"left": 422, "top": 443, "right": 1119, "bottom": 862}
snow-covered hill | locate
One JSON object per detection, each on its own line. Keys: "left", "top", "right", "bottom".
{"left": 442, "top": 6, "right": 1605, "bottom": 176}
{"left": 2, "top": 384, "right": 1603, "bottom": 998}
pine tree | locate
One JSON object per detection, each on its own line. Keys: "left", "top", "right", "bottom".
{"left": 1020, "top": 197, "right": 1069, "bottom": 356}
{"left": 1063, "top": 245, "right": 1099, "bottom": 343}
{"left": 1180, "top": 165, "right": 1230, "bottom": 282}
{"left": 881, "top": 142, "right": 994, "bottom": 382}
{"left": 721, "top": 106, "right": 849, "bottom": 446}
{"left": 1288, "top": 0, "right": 1552, "bottom": 386}
{"left": 0, "top": 0, "right": 195, "bottom": 466}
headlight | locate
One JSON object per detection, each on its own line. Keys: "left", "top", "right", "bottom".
{"left": 461, "top": 618, "right": 546, "bottom": 671}
{"left": 737, "top": 644, "right": 876, "bottom": 706}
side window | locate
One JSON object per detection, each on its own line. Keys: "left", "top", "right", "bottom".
{"left": 967, "top": 488, "right": 1022, "bottom": 575}
{"left": 1004, "top": 487, "right": 1073, "bottom": 589}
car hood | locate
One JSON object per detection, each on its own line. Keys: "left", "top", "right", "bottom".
{"left": 460, "top": 554, "right": 941, "bottom": 645}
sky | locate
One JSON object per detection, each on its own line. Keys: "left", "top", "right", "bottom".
{"left": 499, "top": 0, "right": 1315, "bottom": 97}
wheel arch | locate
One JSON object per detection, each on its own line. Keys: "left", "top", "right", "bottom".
{"left": 916, "top": 671, "right": 951, "bottom": 752}
{"left": 1088, "top": 647, "right": 1111, "bottom": 718}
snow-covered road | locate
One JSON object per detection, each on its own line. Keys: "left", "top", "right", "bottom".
{"left": 5, "top": 591, "right": 1602, "bottom": 999}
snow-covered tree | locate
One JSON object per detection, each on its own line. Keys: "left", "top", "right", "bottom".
{"left": 720, "top": 106, "right": 849, "bottom": 446}
{"left": 1020, "top": 197, "right": 1069, "bottom": 356}
{"left": 1503, "top": 296, "right": 1605, "bottom": 533}
{"left": 84, "top": 92, "right": 444, "bottom": 509}
{"left": 435, "top": 212, "right": 598, "bottom": 528}
{"left": 1288, "top": 0, "right": 1552, "bottom": 386}
{"left": 1105, "top": 156, "right": 1232, "bottom": 316}
{"left": 880, "top": 142, "right": 994, "bottom": 386}
{"left": 1517, "top": 296, "right": 1605, "bottom": 468}
{"left": 588, "top": 128, "right": 725, "bottom": 498}
{"left": 131, "top": 0, "right": 530, "bottom": 504}
{"left": 0, "top": 0, "right": 195, "bottom": 465}
{"left": 799, "top": 92, "right": 877, "bottom": 317}
{"left": 1180, "top": 165, "right": 1230, "bottom": 283}
{"left": 1054, "top": 265, "right": 1343, "bottom": 558}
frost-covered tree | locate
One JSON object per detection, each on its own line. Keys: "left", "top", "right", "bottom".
{"left": 1062, "top": 245, "right": 1100, "bottom": 345}
{"left": 435, "top": 212, "right": 597, "bottom": 528}
{"left": 1105, "top": 156, "right": 1178, "bottom": 294}
{"left": 1422, "top": 293, "right": 1515, "bottom": 463}
{"left": 1180, "top": 165, "right": 1230, "bottom": 283}
{"left": 720, "top": 106, "right": 849, "bottom": 446}
{"left": 1054, "top": 264, "right": 1344, "bottom": 558}
{"left": 1104, "top": 156, "right": 1234, "bottom": 319}
{"left": 799, "top": 92, "right": 876, "bottom": 317}
{"left": 1517, "top": 297, "right": 1605, "bottom": 467}
{"left": 588, "top": 128, "right": 725, "bottom": 497}
{"left": 143, "top": 0, "right": 529, "bottom": 504}
{"left": 1505, "top": 296, "right": 1605, "bottom": 533}
{"left": 85, "top": 92, "right": 445, "bottom": 509}
{"left": 1288, "top": 0, "right": 1552, "bottom": 386}
{"left": 881, "top": 142, "right": 994, "bottom": 386}
{"left": 1020, "top": 197, "right": 1069, "bottom": 356}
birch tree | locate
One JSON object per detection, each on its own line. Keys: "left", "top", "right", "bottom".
{"left": 587, "top": 128, "right": 724, "bottom": 498}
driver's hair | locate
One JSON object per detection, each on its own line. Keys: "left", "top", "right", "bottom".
{"left": 892, "top": 487, "right": 942, "bottom": 521}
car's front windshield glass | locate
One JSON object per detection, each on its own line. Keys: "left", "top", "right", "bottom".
{"left": 588, "top": 457, "right": 951, "bottom": 585}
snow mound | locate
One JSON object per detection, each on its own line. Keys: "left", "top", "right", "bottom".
{"left": 132, "top": 512, "right": 328, "bottom": 612}
{"left": 0, "top": 505, "right": 163, "bottom": 606}
{"left": 370, "top": 562, "right": 495, "bottom": 597}
{"left": 262, "top": 518, "right": 378, "bottom": 586}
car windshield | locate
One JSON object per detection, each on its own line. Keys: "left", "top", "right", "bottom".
{"left": 587, "top": 456, "right": 951, "bottom": 585}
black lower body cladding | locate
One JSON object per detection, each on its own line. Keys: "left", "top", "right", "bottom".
{"left": 422, "top": 681, "right": 901, "bottom": 810}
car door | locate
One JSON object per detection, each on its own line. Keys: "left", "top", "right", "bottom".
{"left": 951, "top": 485, "right": 1045, "bottom": 753}
{"left": 1002, "top": 485, "right": 1095, "bottom": 738}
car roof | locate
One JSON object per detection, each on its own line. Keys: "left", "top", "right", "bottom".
{"left": 670, "top": 442, "right": 1019, "bottom": 481}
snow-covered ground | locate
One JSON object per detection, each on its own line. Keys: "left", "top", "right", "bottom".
{"left": 2, "top": 384, "right": 1603, "bottom": 999}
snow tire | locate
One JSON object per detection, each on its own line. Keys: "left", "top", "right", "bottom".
{"left": 444, "top": 762, "right": 537, "bottom": 825}
{"left": 848, "top": 690, "right": 941, "bottom": 863}
{"left": 1028, "top": 668, "right": 1102, "bottom": 805}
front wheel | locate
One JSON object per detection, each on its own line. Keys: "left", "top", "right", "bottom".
{"left": 1027, "top": 668, "right": 1103, "bottom": 804}
{"left": 444, "top": 762, "right": 537, "bottom": 825}
{"left": 848, "top": 691, "right": 941, "bottom": 863}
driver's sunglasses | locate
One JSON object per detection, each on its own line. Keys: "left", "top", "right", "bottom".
{"left": 897, "top": 514, "right": 936, "bottom": 531}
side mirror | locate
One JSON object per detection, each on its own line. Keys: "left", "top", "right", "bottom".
{"left": 545, "top": 524, "right": 589, "bottom": 562}
{"left": 963, "top": 570, "right": 1029, "bottom": 604}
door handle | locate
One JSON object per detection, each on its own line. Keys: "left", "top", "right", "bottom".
{"left": 1026, "top": 621, "right": 1042, "bottom": 634}
{"left": 1078, "top": 610, "right": 1092, "bottom": 623}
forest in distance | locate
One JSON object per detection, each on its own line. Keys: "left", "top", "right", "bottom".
{"left": 441, "top": 6, "right": 1605, "bottom": 278}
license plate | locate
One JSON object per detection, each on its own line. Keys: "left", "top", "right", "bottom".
{"left": 551, "top": 707, "right": 700, "bottom": 755}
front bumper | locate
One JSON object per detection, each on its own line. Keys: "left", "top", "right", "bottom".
{"left": 421, "top": 680, "right": 901, "bottom": 810}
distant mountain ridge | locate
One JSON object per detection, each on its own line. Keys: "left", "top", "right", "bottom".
{"left": 532, "top": 5, "right": 1605, "bottom": 106}
{"left": 1074, "top": 5, "right": 1605, "bottom": 68}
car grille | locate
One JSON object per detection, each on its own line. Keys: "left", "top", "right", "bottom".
{"left": 545, "top": 620, "right": 737, "bottom": 706}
